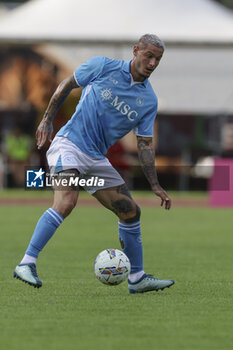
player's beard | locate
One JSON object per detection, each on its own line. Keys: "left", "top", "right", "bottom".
{"left": 135, "top": 61, "right": 148, "bottom": 80}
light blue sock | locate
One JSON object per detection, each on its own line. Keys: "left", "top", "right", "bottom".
{"left": 26, "top": 208, "right": 64, "bottom": 258}
{"left": 118, "top": 220, "right": 143, "bottom": 274}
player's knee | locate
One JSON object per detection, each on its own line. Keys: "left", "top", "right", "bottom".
{"left": 53, "top": 192, "right": 77, "bottom": 218}
{"left": 115, "top": 199, "right": 141, "bottom": 223}
{"left": 63, "top": 198, "right": 77, "bottom": 217}
{"left": 124, "top": 204, "right": 141, "bottom": 223}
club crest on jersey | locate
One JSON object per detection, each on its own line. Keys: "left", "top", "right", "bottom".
{"left": 136, "top": 97, "right": 144, "bottom": 106}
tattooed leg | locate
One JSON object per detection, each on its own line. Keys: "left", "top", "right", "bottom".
{"left": 93, "top": 184, "right": 144, "bottom": 273}
{"left": 93, "top": 184, "right": 140, "bottom": 223}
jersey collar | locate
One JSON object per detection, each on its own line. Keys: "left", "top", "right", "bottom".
{"left": 123, "top": 60, "right": 149, "bottom": 87}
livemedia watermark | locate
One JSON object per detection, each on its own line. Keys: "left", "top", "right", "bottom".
{"left": 25, "top": 168, "right": 105, "bottom": 190}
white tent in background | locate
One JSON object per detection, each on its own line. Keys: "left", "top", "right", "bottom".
{"left": 0, "top": 4, "right": 9, "bottom": 18}
{"left": 0, "top": 0, "right": 233, "bottom": 113}
{"left": 0, "top": 0, "right": 233, "bottom": 44}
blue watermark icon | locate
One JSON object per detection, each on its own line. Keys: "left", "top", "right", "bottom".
{"left": 26, "top": 168, "right": 45, "bottom": 188}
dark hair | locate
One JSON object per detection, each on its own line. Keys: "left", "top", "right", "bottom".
{"left": 139, "top": 34, "right": 165, "bottom": 50}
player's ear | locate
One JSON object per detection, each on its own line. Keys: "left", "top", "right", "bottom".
{"left": 133, "top": 45, "right": 139, "bottom": 57}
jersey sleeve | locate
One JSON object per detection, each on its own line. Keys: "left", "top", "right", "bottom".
{"left": 73, "top": 56, "right": 106, "bottom": 87}
{"left": 133, "top": 98, "right": 158, "bottom": 137}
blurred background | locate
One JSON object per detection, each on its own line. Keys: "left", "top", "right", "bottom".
{"left": 0, "top": 0, "right": 233, "bottom": 199}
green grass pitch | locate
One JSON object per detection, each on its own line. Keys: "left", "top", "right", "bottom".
{"left": 0, "top": 200, "right": 233, "bottom": 350}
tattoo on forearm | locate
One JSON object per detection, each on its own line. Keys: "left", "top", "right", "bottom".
{"left": 43, "top": 111, "right": 52, "bottom": 122}
{"left": 137, "top": 136, "right": 159, "bottom": 188}
{"left": 43, "top": 89, "right": 69, "bottom": 122}
{"left": 43, "top": 76, "right": 78, "bottom": 122}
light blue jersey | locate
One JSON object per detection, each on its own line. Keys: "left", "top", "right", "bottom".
{"left": 57, "top": 56, "right": 158, "bottom": 159}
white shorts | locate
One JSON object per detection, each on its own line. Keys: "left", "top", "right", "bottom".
{"left": 46, "top": 136, "right": 124, "bottom": 194}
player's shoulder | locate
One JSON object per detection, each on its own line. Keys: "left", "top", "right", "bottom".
{"left": 85, "top": 56, "right": 106, "bottom": 66}
{"left": 101, "top": 56, "right": 125, "bottom": 71}
{"left": 86, "top": 56, "right": 124, "bottom": 71}
{"left": 88, "top": 56, "right": 123, "bottom": 65}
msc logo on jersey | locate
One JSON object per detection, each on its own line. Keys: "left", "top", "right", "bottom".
{"left": 26, "top": 168, "right": 45, "bottom": 188}
{"left": 100, "top": 89, "right": 139, "bottom": 121}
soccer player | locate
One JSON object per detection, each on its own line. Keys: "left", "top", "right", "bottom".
{"left": 14, "top": 34, "right": 175, "bottom": 293}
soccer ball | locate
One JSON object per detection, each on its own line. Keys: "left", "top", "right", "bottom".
{"left": 94, "top": 249, "right": 131, "bottom": 285}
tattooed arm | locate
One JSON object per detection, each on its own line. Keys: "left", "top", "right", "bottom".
{"left": 137, "top": 136, "right": 171, "bottom": 210}
{"left": 36, "top": 75, "right": 79, "bottom": 149}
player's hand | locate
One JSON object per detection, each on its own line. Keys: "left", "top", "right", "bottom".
{"left": 152, "top": 185, "right": 171, "bottom": 210}
{"left": 36, "top": 119, "right": 53, "bottom": 149}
